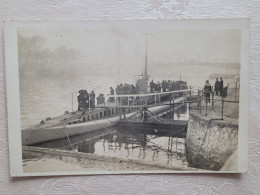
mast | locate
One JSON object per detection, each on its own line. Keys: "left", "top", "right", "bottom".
{"left": 144, "top": 35, "right": 148, "bottom": 78}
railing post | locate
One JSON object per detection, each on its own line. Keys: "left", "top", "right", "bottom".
{"left": 235, "top": 81, "right": 237, "bottom": 101}
{"left": 205, "top": 99, "right": 208, "bottom": 116}
{"left": 199, "top": 97, "right": 202, "bottom": 113}
{"left": 173, "top": 95, "right": 175, "bottom": 121}
{"left": 221, "top": 95, "right": 224, "bottom": 120}
{"left": 72, "top": 92, "right": 73, "bottom": 112}
{"left": 119, "top": 107, "right": 121, "bottom": 120}
{"left": 212, "top": 92, "right": 214, "bottom": 106}
{"left": 155, "top": 94, "right": 156, "bottom": 106}
{"left": 197, "top": 89, "right": 200, "bottom": 110}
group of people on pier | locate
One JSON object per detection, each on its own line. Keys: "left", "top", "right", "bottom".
{"left": 149, "top": 80, "right": 187, "bottom": 93}
{"left": 77, "top": 90, "right": 96, "bottom": 111}
{"left": 203, "top": 77, "right": 224, "bottom": 103}
{"left": 77, "top": 79, "right": 189, "bottom": 111}
{"left": 115, "top": 83, "right": 140, "bottom": 95}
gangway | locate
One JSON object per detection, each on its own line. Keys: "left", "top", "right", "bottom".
{"left": 96, "top": 89, "right": 194, "bottom": 109}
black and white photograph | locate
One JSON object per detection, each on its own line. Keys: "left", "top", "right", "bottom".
{"left": 4, "top": 20, "right": 249, "bottom": 176}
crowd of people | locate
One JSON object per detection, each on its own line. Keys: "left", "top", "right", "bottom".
{"left": 203, "top": 77, "right": 224, "bottom": 103}
{"left": 77, "top": 79, "right": 189, "bottom": 111}
{"left": 77, "top": 90, "right": 96, "bottom": 111}
{"left": 115, "top": 83, "right": 140, "bottom": 95}
{"left": 149, "top": 80, "right": 188, "bottom": 93}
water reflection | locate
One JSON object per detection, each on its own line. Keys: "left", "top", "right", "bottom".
{"left": 78, "top": 140, "right": 95, "bottom": 153}
{"left": 162, "top": 104, "right": 189, "bottom": 121}
{"left": 32, "top": 127, "right": 187, "bottom": 167}
{"left": 71, "top": 129, "right": 187, "bottom": 167}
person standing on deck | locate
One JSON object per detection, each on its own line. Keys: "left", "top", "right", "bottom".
{"left": 149, "top": 80, "right": 155, "bottom": 93}
{"left": 157, "top": 81, "right": 161, "bottom": 92}
{"left": 135, "top": 84, "right": 140, "bottom": 94}
{"left": 130, "top": 84, "right": 136, "bottom": 94}
{"left": 82, "top": 90, "right": 88, "bottom": 110}
{"left": 219, "top": 77, "right": 224, "bottom": 96}
{"left": 162, "top": 80, "right": 167, "bottom": 92}
{"left": 97, "top": 94, "right": 105, "bottom": 105}
{"left": 109, "top": 87, "right": 115, "bottom": 102}
{"left": 204, "top": 80, "right": 212, "bottom": 103}
{"left": 90, "top": 91, "right": 96, "bottom": 109}
{"left": 214, "top": 78, "right": 220, "bottom": 95}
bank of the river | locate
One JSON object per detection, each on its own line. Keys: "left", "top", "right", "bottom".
{"left": 185, "top": 89, "right": 239, "bottom": 171}
{"left": 23, "top": 146, "right": 199, "bottom": 173}
{"left": 23, "top": 157, "right": 169, "bottom": 173}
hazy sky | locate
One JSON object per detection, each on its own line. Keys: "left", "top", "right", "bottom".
{"left": 18, "top": 22, "right": 241, "bottom": 86}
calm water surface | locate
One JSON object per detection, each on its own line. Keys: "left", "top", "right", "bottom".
{"left": 20, "top": 74, "right": 121, "bottom": 129}
{"left": 33, "top": 127, "right": 189, "bottom": 169}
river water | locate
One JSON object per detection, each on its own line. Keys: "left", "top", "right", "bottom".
{"left": 20, "top": 74, "right": 121, "bottom": 129}
{"left": 32, "top": 122, "right": 189, "bottom": 169}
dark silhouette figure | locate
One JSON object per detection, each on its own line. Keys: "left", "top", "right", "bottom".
{"left": 149, "top": 80, "right": 155, "bottom": 93}
{"left": 204, "top": 80, "right": 212, "bottom": 103}
{"left": 77, "top": 90, "right": 83, "bottom": 111}
{"left": 90, "top": 91, "right": 96, "bottom": 109}
{"left": 97, "top": 94, "right": 105, "bottom": 105}
{"left": 215, "top": 78, "right": 220, "bottom": 95}
{"left": 219, "top": 77, "right": 224, "bottom": 96}
{"left": 109, "top": 87, "right": 115, "bottom": 102}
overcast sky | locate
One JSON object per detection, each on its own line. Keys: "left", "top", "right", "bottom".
{"left": 18, "top": 21, "right": 241, "bottom": 85}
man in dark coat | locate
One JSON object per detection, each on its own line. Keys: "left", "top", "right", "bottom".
{"left": 90, "top": 91, "right": 96, "bottom": 109}
{"left": 149, "top": 80, "right": 155, "bottom": 93}
{"left": 109, "top": 87, "right": 115, "bottom": 102}
{"left": 219, "top": 77, "right": 224, "bottom": 96}
{"left": 214, "top": 78, "right": 220, "bottom": 95}
{"left": 204, "top": 80, "right": 212, "bottom": 103}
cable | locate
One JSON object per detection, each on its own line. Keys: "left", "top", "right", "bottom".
{"left": 63, "top": 124, "right": 79, "bottom": 160}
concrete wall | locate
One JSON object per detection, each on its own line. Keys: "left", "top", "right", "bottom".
{"left": 185, "top": 113, "right": 238, "bottom": 171}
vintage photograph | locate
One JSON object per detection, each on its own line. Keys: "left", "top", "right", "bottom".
{"left": 5, "top": 20, "right": 249, "bottom": 176}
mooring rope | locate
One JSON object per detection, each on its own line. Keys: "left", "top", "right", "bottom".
{"left": 63, "top": 124, "right": 80, "bottom": 159}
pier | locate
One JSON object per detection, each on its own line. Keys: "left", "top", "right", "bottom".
{"left": 185, "top": 87, "right": 239, "bottom": 171}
